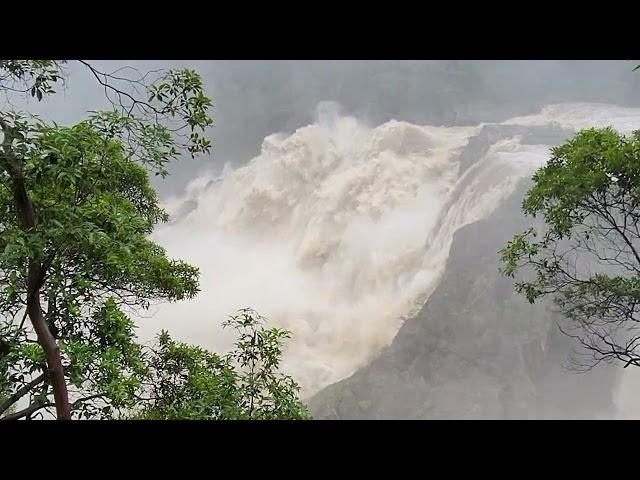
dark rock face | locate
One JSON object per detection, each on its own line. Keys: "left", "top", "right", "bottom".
{"left": 457, "top": 124, "right": 572, "bottom": 176}
{"left": 309, "top": 181, "right": 619, "bottom": 419}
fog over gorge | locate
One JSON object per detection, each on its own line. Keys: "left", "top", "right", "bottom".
{"left": 17, "top": 60, "right": 640, "bottom": 419}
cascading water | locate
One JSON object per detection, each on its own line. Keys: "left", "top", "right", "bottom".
{"left": 140, "top": 102, "right": 640, "bottom": 402}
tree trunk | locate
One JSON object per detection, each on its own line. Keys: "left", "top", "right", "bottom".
{"left": 11, "top": 165, "right": 71, "bottom": 420}
{"left": 26, "top": 261, "right": 71, "bottom": 420}
{"left": 1, "top": 118, "right": 71, "bottom": 420}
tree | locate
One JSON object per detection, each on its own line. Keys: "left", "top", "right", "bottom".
{"left": 0, "top": 60, "right": 212, "bottom": 419}
{"left": 0, "top": 60, "right": 310, "bottom": 420}
{"left": 135, "top": 308, "right": 310, "bottom": 420}
{"left": 0, "top": 119, "right": 201, "bottom": 419}
{"left": 501, "top": 127, "right": 640, "bottom": 371}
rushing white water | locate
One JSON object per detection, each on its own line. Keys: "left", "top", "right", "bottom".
{"left": 138, "top": 102, "right": 640, "bottom": 400}
{"left": 502, "top": 102, "right": 640, "bottom": 133}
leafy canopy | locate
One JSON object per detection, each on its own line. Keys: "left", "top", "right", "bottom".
{"left": 136, "top": 309, "right": 311, "bottom": 420}
{"left": 501, "top": 127, "right": 640, "bottom": 370}
{"left": 0, "top": 118, "right": 199, "bottom": 419}
{"left": 1, "top": 60, "right": 309, "bottom": 420}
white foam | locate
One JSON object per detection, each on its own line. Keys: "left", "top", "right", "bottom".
{"left": 139, "top": 102, "right": 640, "bottom": 399}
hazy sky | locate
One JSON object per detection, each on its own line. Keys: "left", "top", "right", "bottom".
{"left": 12, "top": 60, "right": 640, "bottom": 196}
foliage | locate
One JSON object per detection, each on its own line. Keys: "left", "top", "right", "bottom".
{"left": 500, "top": 127, "right": 640, "bottom": 370}
{"left": 0, "top": 119, "right": 199, "bottom": 419}
{"left": 0, "top": 60, "right": 310, "bottom": 420}
{"left": 135, "top": 309, "right": 311, "bottom": 420}
{"left": 0, "top": 59, "right": 212, "bottom": 419}
{"left": 0, "top": 60, "right": 66, "bottom": 101}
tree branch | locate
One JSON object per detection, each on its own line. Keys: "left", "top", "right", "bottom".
{"left": 0, "top": 400, "right": 54, "bottom": 420}
{"left": 0, "top": 372, "right": 46, "bottom": 415}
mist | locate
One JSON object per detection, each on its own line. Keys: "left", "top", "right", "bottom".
{"left": 143, "top": 103, "right": 550, "bottom": 396}
{"left": 13, "top": 60, "right": 640, "bottom": 417}
{"left": 19, "top": 60, "right": 640, "bottom": 199}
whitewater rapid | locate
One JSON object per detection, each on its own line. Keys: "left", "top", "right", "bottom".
{"left": 140, "top": 102, "right": 640, "bottom": 399}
